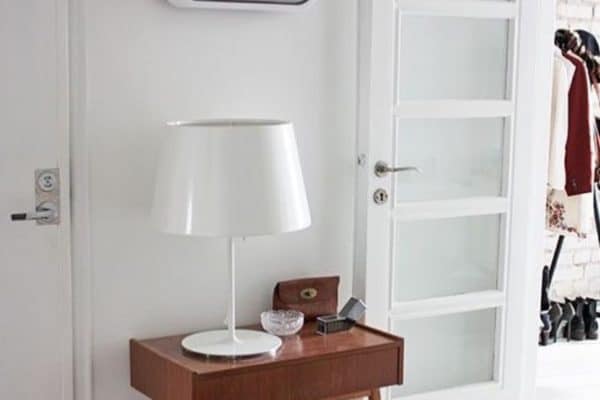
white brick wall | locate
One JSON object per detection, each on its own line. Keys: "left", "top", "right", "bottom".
{"left": 557, "top": 3, "right": 593, "bottom": 20}
{"left": 546, "top": 1, "right": 600, "bottom": 301}
{"left": 545, "top": 232, "right": 600, "bottom": 300}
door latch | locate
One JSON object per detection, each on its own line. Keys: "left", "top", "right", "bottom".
{"left": 10, "top": 168, "right": 60, "bottom": 225}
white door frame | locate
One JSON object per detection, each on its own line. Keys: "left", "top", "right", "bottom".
{"left": 57, "top": 0, "right": 74, "bottom": 399}
{"left": 353, "top": 0, "right": 555, "bottom": 398}
{"left": 504, "top": 1, "right": 555, "bottom": 399}
{"left": 68, "top": 0, "right": 94, "bottom": 399}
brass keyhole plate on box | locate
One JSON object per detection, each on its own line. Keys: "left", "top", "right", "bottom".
{"left": 300, "top": 288, "right": 318, "bottom": 300}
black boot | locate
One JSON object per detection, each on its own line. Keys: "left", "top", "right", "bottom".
{"left": 540, "top": 310, "right": 551, "bottom": 346}
{"left": 584, "top": 298, "right": 599, "bottom": 340}
{"left": 550, "top": 301, "right": 569, "bottom": 343}
{"left": 567, "top": 298, "right": 587, "bottom": 341}
{"left": 539, "top": 266, "right": 552, "bottom": 345}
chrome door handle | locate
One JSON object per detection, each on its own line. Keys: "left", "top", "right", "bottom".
{"left": 9, "top": 168, "right": 60, "bottom": 225}
{"left": 11, "top": 202, "right": 58, "bottom": 223}
{"left": 374, "top": 161, "right": 421, "bottom": 177}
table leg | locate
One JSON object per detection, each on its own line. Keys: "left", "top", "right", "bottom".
{"left": 323, "top": 389, "right": 380, "bottom": 400}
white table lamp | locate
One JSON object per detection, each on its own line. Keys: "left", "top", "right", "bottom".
{"left": 152, "top": 119, "right": 311, "bottom": 357}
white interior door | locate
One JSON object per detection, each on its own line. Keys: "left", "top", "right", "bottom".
{"left": 354, "top": 1, "right": 552, "bottom": 399}
{"left": 0, "top": 1, "right": 72, "bottom": 400}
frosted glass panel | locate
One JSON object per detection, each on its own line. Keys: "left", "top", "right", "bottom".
{"left": 395, "top": 118, "right": 505, "bottom": 202}
{"left": 398, "top": 16, "right": 510, "bottom": 100}
{"left": 394, "top": 215, "right": 500, "bottom": 301}
{"left": 392, "top": 309, "right": 497, "bottom": 397}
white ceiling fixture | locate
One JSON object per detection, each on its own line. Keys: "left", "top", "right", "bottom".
{"left": 167, "top": 0, "right": 312, "bottom": 11}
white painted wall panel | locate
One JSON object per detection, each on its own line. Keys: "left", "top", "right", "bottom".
{"left": 79, "top": 1, "right": 357, "bottom": 398}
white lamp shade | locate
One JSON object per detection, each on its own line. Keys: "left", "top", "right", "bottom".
{"left": 152, "top": 119, "right": 311, "bottom": 237}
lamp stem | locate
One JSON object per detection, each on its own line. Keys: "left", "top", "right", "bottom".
{"left": 227, "top": 237, "right": 240, "bottom": 343}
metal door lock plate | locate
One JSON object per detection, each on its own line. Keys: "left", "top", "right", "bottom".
{"left": 35, "top": 168, "right": 60, "bottom": 225}
{"left": 373, "top": 188, "right": 389, "bottom": 205}
{"left": 9, "top": 169, "right": 60, "bottom": 225}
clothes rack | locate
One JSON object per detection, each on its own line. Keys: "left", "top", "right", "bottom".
{"left": 548, "top": 235, "right": 564, "bottom": 285}
{"left": 546, "top": 29, "right": 600, "bottom": 290}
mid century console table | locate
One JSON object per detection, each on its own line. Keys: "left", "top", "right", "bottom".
{"left": 130, "top": 323, "right": 404, "bottom": 400}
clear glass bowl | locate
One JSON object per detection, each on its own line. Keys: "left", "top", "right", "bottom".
{"left": 261, "top": 310, "right": 304, "bottom": 337}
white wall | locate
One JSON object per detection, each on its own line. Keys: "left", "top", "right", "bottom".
{"left": 79, "top": 1, "right": 358, "bottom": 398}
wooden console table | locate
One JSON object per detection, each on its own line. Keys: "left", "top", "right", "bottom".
{"left": 130, "top": 323, "right": 403, "bottom": 400}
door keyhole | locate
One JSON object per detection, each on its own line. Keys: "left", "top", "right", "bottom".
{"left": 373, "top": 189, "right": 388, "bottom": 205}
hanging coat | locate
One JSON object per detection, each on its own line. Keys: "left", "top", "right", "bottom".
{"left": 546, "top": 51, "right": 595, "bottom": 237}
{"left": 548, "top": 49, "right": 575, "bottom": 190}
{"left": 563, "top": 52, "right": 593, "bottom": 195}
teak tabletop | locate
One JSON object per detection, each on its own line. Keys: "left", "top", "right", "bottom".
{"left": 130, "top": 323, "right": 404, "bottom": 400}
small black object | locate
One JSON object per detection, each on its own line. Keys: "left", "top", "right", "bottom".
{"left": 339, "top": 297, "right": 366, "bottom": 321}
{"left": 10, "top": 213, "right": 27, "bottom": 221}
{"left": 316, "top": 315, "right": 354, "bottom": 335}
{"left": 316, "top": 297, "right": 366, "bottom": 335}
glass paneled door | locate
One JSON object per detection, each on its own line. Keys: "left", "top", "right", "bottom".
{"left": 355, "top": 1, "right": 550, "bottom": 399}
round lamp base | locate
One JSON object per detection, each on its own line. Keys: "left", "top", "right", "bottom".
{"left": 181, "top": 329, "right": 282, "bottom": 358}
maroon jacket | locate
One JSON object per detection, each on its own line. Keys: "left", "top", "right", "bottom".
{"left": 563, "top": 52, "right": 593, "bottom": 196}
